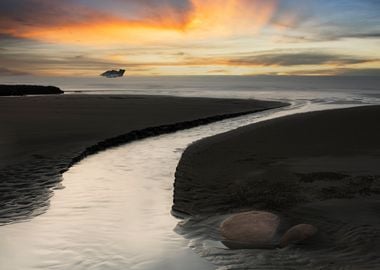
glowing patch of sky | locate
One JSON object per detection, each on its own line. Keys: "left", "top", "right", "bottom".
{"left": 0, "top": 0, "right": 378, "bottom": 76}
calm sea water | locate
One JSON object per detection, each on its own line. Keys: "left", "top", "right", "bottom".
{"left": 0, "top": 75, "right": 379, "bottom": 269}
{"left": 1, "top": 75, "right": 380, "bottom": 103}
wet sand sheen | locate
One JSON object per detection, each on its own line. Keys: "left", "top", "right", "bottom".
{"left": 0, "top": 94, "right": 283, "bottom": 224}
{"left": 0, "top": 94, "right": 378, "bottom": 269}
{"left": 174, "top": 105, "right": 380, "bottom": 269}
{"left": 1, "top": 100, "right": 371, "bottom": 270}
{"left": 0, "top": 100, "right": 317, "bottom": 270}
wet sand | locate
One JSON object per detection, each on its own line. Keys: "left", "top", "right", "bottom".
{"left": 173, "top": 106, "right": 380, "bottom": 269}
{"left": 0, "top": 94, "right": 284, "bottom": 224}
{"left": 174, "top": 105, "right": 380, "bottom": 215}
{"left": 174, "top": 105, "right": 380, "bottom": 269}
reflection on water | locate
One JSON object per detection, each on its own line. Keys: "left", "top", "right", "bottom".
{"left": 1, "top": 75, "right": 380, "bottom": 104}
{"left": 0, "top": 98, "right": 377, "bottom": 269}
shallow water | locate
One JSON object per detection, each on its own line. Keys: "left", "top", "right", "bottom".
{"left": 0, "top": 96, "right": 379, "bottom": 269}
{"left": 177, "top": 197, "right": 380, "bottom": 270}
{"left": 2, "top": 75, "right": 380, "bottom": 104}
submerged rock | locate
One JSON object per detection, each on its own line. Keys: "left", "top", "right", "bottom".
{"left": 279, "top": 223, "right": 318, "bottom": 247}
{"left": 220, "top": 211, "right": 317, "bottom": 249}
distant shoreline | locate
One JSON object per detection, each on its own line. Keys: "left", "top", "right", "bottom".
{"left": 0, "top": 85, "right": 64, "bottom": 96}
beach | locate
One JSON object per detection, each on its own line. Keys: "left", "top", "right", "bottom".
{"left": 174, "top": 105, "right": 380, "bottom": 215}
{"left": 1, "top": 0, "right": 379, "bottom": 268}
{"left": 1, "top": 93, "right": 380, "bottom": 269}
{"left": 0, "top": 94, "right": 284, "bottom": 224}
{"left": 173, "top": 105, "right": 380, "bottom": 269}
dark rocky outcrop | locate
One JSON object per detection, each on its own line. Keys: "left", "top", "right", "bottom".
{"left": 0, "top": 85, "right": 64, "bottom": 96}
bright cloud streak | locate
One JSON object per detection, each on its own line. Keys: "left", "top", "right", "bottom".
{"left": 187, "top": 0, "right": 278, "bottom": 36}
{"left": 1, "top": 0, "right": 279, "bottom": 45}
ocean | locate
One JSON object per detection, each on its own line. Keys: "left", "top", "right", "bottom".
{"left": 1, "top": 75, "right": 380, "bottom": 104}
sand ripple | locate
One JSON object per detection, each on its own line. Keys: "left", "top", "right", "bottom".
{"left": 176, "top": 197, "right": 380, "bottom": 269}
{"left": 0, "top": 157, "right": 65, "bottom": 225}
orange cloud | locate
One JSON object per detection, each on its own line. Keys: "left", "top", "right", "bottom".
{"left": 188, "top": 0, "right": 278, "bottom": 35}
{"left": 1, "top": 0, "right": 279, "bottom": 45}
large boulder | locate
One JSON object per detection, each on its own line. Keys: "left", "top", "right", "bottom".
{"left": 220, "top": 211, "right": 280, "bottom": 249}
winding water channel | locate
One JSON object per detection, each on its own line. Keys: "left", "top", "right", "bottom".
{"left": 0, "top": 99, "right": 374, "bottom": 270}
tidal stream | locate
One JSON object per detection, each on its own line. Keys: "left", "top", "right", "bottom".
{"left": 0, "top": 100, "right": 373, "bottom": 270}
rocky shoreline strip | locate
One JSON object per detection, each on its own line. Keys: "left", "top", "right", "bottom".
{"left": 0, "top": 85, "right": 64, "bottom": 96}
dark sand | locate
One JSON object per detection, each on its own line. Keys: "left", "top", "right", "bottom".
{"left": 174, "top": 105, "right": 380, "bottom": 269}
{"left": 0, "top": 94, "right": 284, "bottom": 224}
{"left": 174, "top": 105, "right": 380, "bottom": 214}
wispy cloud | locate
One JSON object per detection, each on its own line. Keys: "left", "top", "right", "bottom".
{"left": 0, "top": 0, "right": 378, "bottom": 76}
{"left": 0, "top": 68, "right": 30, "bottom": 76}
{"left": 0, "top": 0, "right": 279, "bottom": 44}
{"left": 1, "top": 45, "right": 377, "bottom": 76}
{"left": 335, "top": 68, "right": 380, "bottom": 76}
{"left": 226, "top": 52, "right": 375, "bottom": 67}
{"left": 277, "top": 67, "right": 380, "bottom": 77}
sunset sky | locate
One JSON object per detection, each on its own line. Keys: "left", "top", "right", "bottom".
{"left": 0, "top": 0, "right": 379, "bottom": 76}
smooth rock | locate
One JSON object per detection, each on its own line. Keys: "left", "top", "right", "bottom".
{"left": 279, "top": 223, "right": 318, "bottom": 247}
{"left": 220, "top": 211, "right": 280, "bottom": 249}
